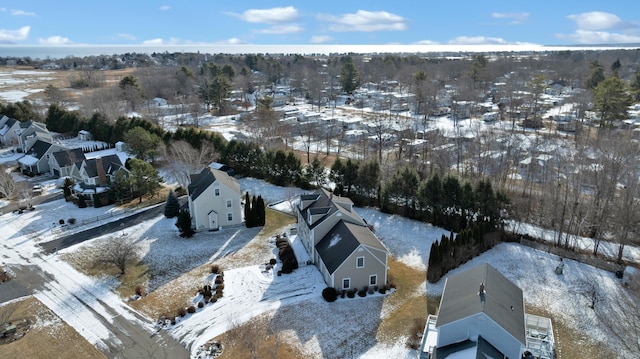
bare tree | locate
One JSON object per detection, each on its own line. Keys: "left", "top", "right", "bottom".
{"left": 574, "top": 278, "right": 601, "bottom": 310}
{"left": 165, "top": 140, "right": 218, "bottom": 187}
{"left": 0, "top": 164, "right": 16, "bottom": 199}
{"left": 97, "top": 235, "right": 141, "bottom": 275}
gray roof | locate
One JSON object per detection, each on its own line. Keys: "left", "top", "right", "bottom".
{"left": 315, "top": 220, "right": 387, "bottom": 274}
{"left": 83, "top": 154, "right": 124, "bottom": 177}
{"left": 435, "top": 263, "right": 526, "bottom": 345}
{"left": 299, "top": 188, "right": 364, "bottom": 229}
{"left": 432, "top": 336, "right": 504, "bottom": 359}
{"left": 27, "top": 139, "right": 53, "bottom": 159}
{"left": 188, "top": 167, "right": 240, "bottom": 201}
{"left": 52, "top": 148, "right": 86, "bottom": 167}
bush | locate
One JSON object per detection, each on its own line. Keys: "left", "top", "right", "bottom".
{"left": 210, "top": 296, "right": 218, "bottom": 303}
{"left": 59, "top": 219, "right": 65, "bottom": 224}
{"left": 68, "top": 218, "right": 76, "bottom": 224}
{"left": 216, "top": 283, "right": 225, "bottom": 291}
{"left": 214, "top": 276, "right": 223, "bottom": 285}
{"left": 177, "top": 308, "right": 186, "bottom": 317}
{"left": 210, "top": 264, "right": 220, "bottom": 274}
{"left": 269, "top": 258, "right": 277, "bottom": 265}
{"left": 322, "top": 287, "right": 338, "bottom": 302}
{"left": 187, "top": 305, "right": 196, "bottom": 314}
{"left": 378, "top": 288, "right": 386, "bottom": 294}
{"left": 197, "top": 301, "right": 204, "bottom": 308}
{"left": 347, "top": 290, "right": 355, "bottom": 298}
{"left": 135, "top": 286, "right": 145, "bottom": 297}
{"left": 171, "top": 318, "right": 176, "bottom": 325}
{"left": 358, "top": 289, "right": 367, "bottom": 297}
{"left": 368, "top": 287, "right": 375, "bottom": 295}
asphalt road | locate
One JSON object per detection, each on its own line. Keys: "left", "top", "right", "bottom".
{"left": 40, "top": 202, "right": 167, "bottom": 254}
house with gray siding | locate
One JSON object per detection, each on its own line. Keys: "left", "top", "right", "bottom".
{"left": 296, "top": 188, "right": 389, "bottom": 291}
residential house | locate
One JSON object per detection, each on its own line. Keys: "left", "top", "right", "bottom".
{"left": 420, "top": 263, "right": 555, "bottom": 359}
{"left": 187, "top": 167, "right": 242, "bottom": 231}
{"left": 296, "top": 188, "right": 389, "bottom": 291}
{"left": 0, "top": 116, "right": 22, "bottom": 147}
{"left": 16, "top": 121, "right": 53, "bottom": 153}
{"left": 48, "top": 148, "right": 86, "bottom": 178}
{"left": 18, "top": 139, "right": 66, "bottom": 174}
{"left": 73, "top": 154, "right": 129, "bottom": 203}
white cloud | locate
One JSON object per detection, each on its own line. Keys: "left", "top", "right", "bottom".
{"left": 39, "top": 36, "right": 72, "bottom": 45}
{"left": 567, "top": 11, "right": 627, "bottom": 31}
{"left": 117, "top": 33, "right": 137, "bottom": 41}
{"left": 222, "top": 38, "right": 248, "bottom": 44}
{"left": 240, "top": 6, "right": 298, "bottom": 24}
{"left": 559, "top": 11, "right": 640, "bottom": 44}
{"left": 413, "top": 39, "right": 440, "bottom": 45}
{"left": 259, "top": 24, "right": 304, "bottom": 35}
{"left": 160, "top": 5, "right": 170, "bottom": 11}
{"left": 12, "top": 9, "right": 37, "bottom": 16}
{"left": 557, "top": 29, "right": 640, "bottom": 44}
{"left": 0, "top": 26, "right": 30, "bottom": 43}
{"left": 448, "top": 36, "right": 509, "bottom": 45}
{"left": 492, "top": 12, "right": 529, "bottom": 24}
{"left": 310, "top": 35, "right": 334, "bottom": 44}
{"left": 318, "top": 10, "right": 408, "bottom": 32}
{"left": 142, "top": 37, "right": 192, "bottom": 45}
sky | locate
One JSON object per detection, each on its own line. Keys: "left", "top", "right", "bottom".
{"left": 0, "top": 1, "right": 639, "bottom": 47}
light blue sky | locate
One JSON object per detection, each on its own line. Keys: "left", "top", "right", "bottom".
{"left": 1, "top": 1, "right": 639, "bottom": 46}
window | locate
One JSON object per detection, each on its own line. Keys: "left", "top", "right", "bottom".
{"left": 227, "top": 213, "right": 233, "bottom": 221}
{"left": 356, "top": 256, "right": 365, "bottom": 268}
{"left": 342, "top": 278, "right": 350, "bottom": 289}
{"left": 369, "top": 275, "right": 377, "bottom": 286}
{"left": 226, "top": 199, "right": 232, "bottom": 208}
{"left": 214, "top": 188, "right": 220, "bottom": 196}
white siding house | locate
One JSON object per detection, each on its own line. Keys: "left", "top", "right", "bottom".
{"left": 187, "top": 167, "right": 242, "bottom": 231}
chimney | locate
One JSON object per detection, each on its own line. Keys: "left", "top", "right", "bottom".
{"left": 96, "top": 157, "right": 107, "bottom": 186}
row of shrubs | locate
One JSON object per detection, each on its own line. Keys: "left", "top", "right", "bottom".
{"left": 276, "top": 235, "right": 298, "bottom": 274}
{"left": 58, "top": 218, "right": 77, "bottom": 225}
{"left": 158, "top": 263, "right": 225, "bottom": 326}
{"left": 322, "top": 283, "right": 396, "bottom": 302}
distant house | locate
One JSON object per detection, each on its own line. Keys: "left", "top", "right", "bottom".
{"left": 0, "top": 116, "right": 22, "bottom": 147}
{"left": 18, "top": 139, "right": 66, "bottom": 174}
{"left": 16, "top": 121, "right": 52, "bottom": 153}
{"left": 420, "top": 263, "right": 555, "bottom": 359}
{"left": 73, "top": 154, "right": 129, "bottom": 202}
{"left": 187, "top": 167, "right": 242, "bottom": 231}
{"left": 78, "top": 130, "right": 92, "bottom": 141}
{"left": 48, "top": 148, "right": 86, "bottom": 178}
{"left": 296, "top": 188, "right": 389, "bottom": 291}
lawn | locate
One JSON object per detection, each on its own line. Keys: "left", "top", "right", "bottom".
{"left": 0, "top": 297, "right": 105, "bottom": 359}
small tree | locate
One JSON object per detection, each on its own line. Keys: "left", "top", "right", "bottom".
{"left": 62, "top": 177, "right": 75, "bottom": 201}
{"left": 176, "top": 209, "right": 195, "bottom": 238}
{"left": 244, "top": 192, "right": 254, "bottom": 228}
{"left": 0, "top": 164, "right": 16, "bottom": 199}
{"left": 98, "top": 235, "right": 141, "bottom": 275}
{"left": 257, "top": 195, "right": 266, "bottom": 226}
{"left": 164, "top": 190, "right": 180, "bottom": 218}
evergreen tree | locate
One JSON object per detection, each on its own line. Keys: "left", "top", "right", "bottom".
{"left": 251, "top": 195, "right": 259, "bottom": 227}
{"left": 244, "top": 192, "right": 253, "bottom": 227}
{"left": 257, "top": 195, "right": 266, "bottom": 226}
{"left": 585, "top": 60, "right": 605, "bottom": 89}
{"left": 339, "top": 56, "right": 361, "bottom": 93}
{"left": 592, "top": 75, "right": 632, "bottom": 128}
{"left": 164, "top": 190, "right": 180, "bottom": 218}
{"left": 176, "top": 209, "right": 195, "bottom": 238}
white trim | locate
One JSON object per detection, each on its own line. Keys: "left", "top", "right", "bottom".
{"left": 342, "top": 277, "right": 351, "bottom": 290}
{"left": 356, "top": 256, "right": 365, "bottom": 268}
{"left": 227, "top": 212, "right": 233, "bottom": 221}
{"left": 369, "top": 274, "right": 377, "bottom": 286}
{"left": 226, "top": 199, "right": 232, "bottom": 208}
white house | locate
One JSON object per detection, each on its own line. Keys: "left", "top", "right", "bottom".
{"left": 187, "top": 167, "right": 242, "bottom": 231}
{"left": 420, "top": 264, "right": 555, "bottom": 359}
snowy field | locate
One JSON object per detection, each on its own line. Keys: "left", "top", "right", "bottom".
{"left": 2, "top": 176, "right": 639, "bottom": 358}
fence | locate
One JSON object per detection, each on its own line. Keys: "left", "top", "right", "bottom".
{"left": 519, "top": 237, "right": 624, "bottom": 273}
{"left": 51, "top": 207, "right": 134, "bottom": 235}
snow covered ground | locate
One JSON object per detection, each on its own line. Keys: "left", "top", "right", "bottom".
{"left": 1, "top": 176, "right": 639, "bottom": 358}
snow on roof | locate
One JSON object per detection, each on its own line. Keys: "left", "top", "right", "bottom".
{"left": 18, "top": 154, "right": 38, "bottom": 166}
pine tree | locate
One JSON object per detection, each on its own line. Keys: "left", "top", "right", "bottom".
{"left": 257, "top": 195, "right": 266, "bottom": 226}
{"left": 176, "top": 209, "right": 195, "bottom": 238}
{"left": 251, "top": 195, "right": 259, "bottom": 227}
{"left": 244, "top": 192, "right": 252, "bottom": 227}
{"left": 164, "top": 190, "right": 180, "bottom": 218}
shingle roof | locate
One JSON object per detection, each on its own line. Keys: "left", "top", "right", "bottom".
{"left": 299, "top": 188, "right": 364, "bottom": 229}
{"left": 435, "top": 263, "right": 526, "bottom": 345}
{"left": 27, "top": 139, "right": 53, "bottom": 159}
{"left": 52, "top": 149, "right": 86, "bottom": 167}
{"left": 188, "top": 167, "right": 240, "bottom": 201}
{"left": 315, "top": 220, "right": 386, "bottom": 274}
{"left": 83, "top": 154, "right": 124, "bottom": 178}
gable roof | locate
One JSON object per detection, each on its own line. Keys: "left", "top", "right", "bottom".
{"left": 435, "top": 263, "right": 526, "bottom": 345}
{"left": 83, "top": 154, "right": 124, "bottom": 178}
{"left": 299, "top": 188, "right": 364, "bottom": 229}
{"left": 188, "top": 167, "right": 240, "bottom": 201}
{"left": 315, "top": 220, "right": 387, "bottom": 274}
{"left": 52, "top": 148, "right": 86, "bottom": 167}
{"left": 26, "top": 139, "right": 53, "bottom": 159}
